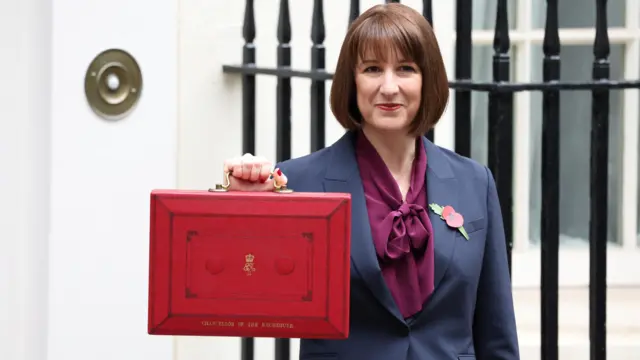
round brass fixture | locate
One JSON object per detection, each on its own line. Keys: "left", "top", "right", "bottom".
{"left": 84, "top": 48, "right": 143, "bottom": 120}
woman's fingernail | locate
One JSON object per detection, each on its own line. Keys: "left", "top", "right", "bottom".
{"left": 276, "top": 168, "right": 282, "bottom": 176}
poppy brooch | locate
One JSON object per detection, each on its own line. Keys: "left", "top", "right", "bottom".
{"left": 429, "top": 203, "right": 469, "bottom": 240}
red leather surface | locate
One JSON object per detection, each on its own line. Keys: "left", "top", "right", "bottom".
{"left": 147, "top": 190, "right": 351, "bottom": 339}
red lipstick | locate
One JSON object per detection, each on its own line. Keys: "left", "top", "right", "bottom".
{"left": 376, "top": 103, "right": 401, "bottom": 111}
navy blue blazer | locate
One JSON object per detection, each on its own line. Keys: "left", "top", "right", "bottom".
{"left": 276, "top": 131, "right": 520, "bottom": 360}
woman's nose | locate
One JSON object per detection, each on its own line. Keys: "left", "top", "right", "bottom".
{"left": 380, "top": 71, "right": 399, "bottom": 95}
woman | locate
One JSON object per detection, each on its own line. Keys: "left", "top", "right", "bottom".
{"left": 223, "top": 3, "right": 519, "bottom": 360}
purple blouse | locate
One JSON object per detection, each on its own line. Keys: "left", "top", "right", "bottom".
{"left": 355, "top": 132, "right": 435, "bottom": 319}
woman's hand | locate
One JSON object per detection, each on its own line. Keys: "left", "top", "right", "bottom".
{"left": 222, "top": 153, "right": 287, "bottom": 191}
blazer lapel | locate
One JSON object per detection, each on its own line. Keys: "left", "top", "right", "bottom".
{"left": 422, "top": 138, "right": 459, "bottom": 295}
{"left": 322, "top": 132, "right": 405, "bottom": 323}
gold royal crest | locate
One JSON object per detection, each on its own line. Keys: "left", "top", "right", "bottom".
{"left": 243, "top": 253, "right": 256, "bottom": 276}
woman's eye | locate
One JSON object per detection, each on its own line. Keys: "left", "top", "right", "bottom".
{"left": 399, "top": 65, "right": 416, "bottom": 72}
{"left": 363, "top": 66, "right": 381, "bottom": 73}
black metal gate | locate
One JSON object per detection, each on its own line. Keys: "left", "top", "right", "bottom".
{"left": 221, "top": 0, "right": 640, "bottom": 359}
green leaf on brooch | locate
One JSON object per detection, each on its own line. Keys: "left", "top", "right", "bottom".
{"left": 429, "top": 203, "right": 444, "bottom": 217}
{"left": 458, "top": 226, "right": 469, "bottom": 241}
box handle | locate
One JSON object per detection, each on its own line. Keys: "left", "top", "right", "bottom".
{"left": 209, "top": 170, "right": 293, "bottom": 193}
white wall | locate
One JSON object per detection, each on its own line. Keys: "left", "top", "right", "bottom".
{"left": 0, "top": 0, "right": 51, "bottom": 359}
{"left": 2, "top": 0, "right": 178, "bottom": 359}
{"left": 47, "top": 0, "right": 178, "bottom": 356}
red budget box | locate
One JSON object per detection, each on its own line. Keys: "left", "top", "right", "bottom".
{"left": 147, "top": 188, "right": 351, "bottom": 339}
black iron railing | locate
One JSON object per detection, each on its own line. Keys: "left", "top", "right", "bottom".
{"left": 222, "top": 0, "right": 640, "bottom": 359}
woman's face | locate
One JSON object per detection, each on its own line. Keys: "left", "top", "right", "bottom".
{"left": 354, "top": 49, "right": 422, "bottom": 133}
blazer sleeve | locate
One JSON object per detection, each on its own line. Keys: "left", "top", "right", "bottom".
{"left": 472, "top": 167, "right": 520, "bottom": 359}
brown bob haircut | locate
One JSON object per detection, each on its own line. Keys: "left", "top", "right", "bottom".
{"left": 329, "top": 3, "right": 449, "bottom": 136}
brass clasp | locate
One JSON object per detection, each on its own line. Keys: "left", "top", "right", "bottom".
{"left": 209, "top": 170, "right": 293, "bottom": 193}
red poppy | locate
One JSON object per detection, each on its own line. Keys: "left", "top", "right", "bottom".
{"left": 442, "top": 205, "right": 464, "bottom": 229}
